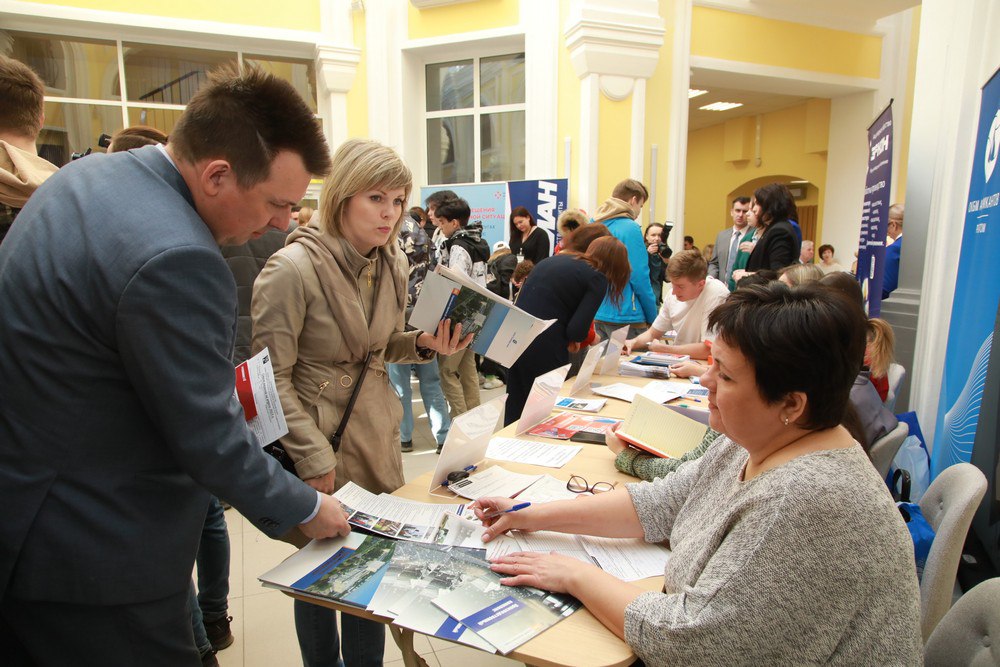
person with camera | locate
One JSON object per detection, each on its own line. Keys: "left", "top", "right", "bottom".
{"left": 624, "top": 250, "right": 729, "bottom": 360}
{"left": 643, "top": 222, "right": 672, "bottom": 305}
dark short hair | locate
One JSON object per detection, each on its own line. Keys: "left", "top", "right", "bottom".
{"left": 169, "top": 63, "right": 331, "bottom": 188}
{"left": 0, "top": 55, "right": 45, "bottom": 139}
{"left": 109, "top": 125, "right": 168, "bottom": 153}
{"left": 732, "top": 196, "right": 750, "bottom": 207}
{"left": 408, "top": 206, "right": 428, "bottom": 224}
{"left": 683, "top": 235, "right": 694, "bottom": 244}
{"left": 435, "top": 197, "right": 471, "bottom": 227}
{"left": 709, "top": 282, "right": 867, "bottom": 430}
{"left": 735, "top": 269, "right": 777, "bottom": 289}
{"left": 425, "top": 189, "right": 458, "bottom": 211}
{"left": 818, "top": 271, "right": 863, "bottom": 306}
{"left": 753, "top": 183, "right": 797, "bottom": 225}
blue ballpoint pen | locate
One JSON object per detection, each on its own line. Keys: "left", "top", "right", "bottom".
{"left": 481, "top": 502, "right": 531, "bottom": 520}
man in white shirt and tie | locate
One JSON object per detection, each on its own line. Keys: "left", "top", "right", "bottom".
{"left": 707, "top": 196, "right": 750, "bottom": 290}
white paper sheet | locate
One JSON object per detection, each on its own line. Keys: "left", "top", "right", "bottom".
{"left": 431, "top": 396, "right": 506, "bottom": 491}
{"left": 579, "top": 536, "right": 671, "bottom": 582}
{"left": 486, "top": 438, "right": 582, "bottom": 468}
{"left": 554, "top": 396, "right": 607, "bottom": 412}
{"left": 234, "top": 347, "right": 288, "bottom": 446}
{"left": 511, "top": 474, "right": 582, "bottom": 503}
{"left": 515, "top": 364, "right": 571, "bottom": 435}
{"left": 591, "top": 380, "right": 683, "bottom": 405}
{"left": 568, "top": 341, "right": 607, "bottom": 396}
{"left": 598, "top": 325, "right": 630, "bottom": 376}
{"left": 445, "top": 466, "right": 543, "bottom": 501}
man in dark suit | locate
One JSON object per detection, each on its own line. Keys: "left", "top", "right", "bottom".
{"left": 707, "top": 196, "right": 750, "bottom": 289}
{"left": 0, "top": 64, "right": 350, "bottom": 665}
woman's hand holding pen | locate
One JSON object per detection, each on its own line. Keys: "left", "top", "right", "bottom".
{"left": 417, "top": 319, "right": 474, "bottom": 356}
{"left": 471, "top": 497, "right": 532, "bottom": 542}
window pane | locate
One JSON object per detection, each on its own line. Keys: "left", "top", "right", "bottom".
{"left": 426, "top": 116, "right": 474, "bottom": 185}
{"left": 123, "top": 44, "right": 235, "bottom": 104}
{"left": 425, "top": 60, "right": 473, "bottom": 112}
{"left": 244, "top": 55, "right": 318, "bottom": 112}
{"left": 127, "top": 107, "right": 185, "bottom": 137}
{"left": 38, "top": 101, "right": 124, "bottom": 167}
{"left": 480, "top": 111, "right": 524, "bottom": 182}
{"left": 6, "top": 30, "right": 120, "bottom": 100}
{"left": 480, "top": 53, "right": 525, "bottom": 107}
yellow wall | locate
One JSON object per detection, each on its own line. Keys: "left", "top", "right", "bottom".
{"left": 691, "top": 7, "right": 882, "bottom": 79}
{"left": 684, "top": 100, "right": 829, "bottom": 246}
{"left": 25, "top": 0, "right": 319, "bottom": 31}
{"left": 557, "top": 0, "right": 581, "bottom": 203}
{"left": 346, "top": 9, "right": 369, "bottom": 140}
{"left": 407, "top": 0, "right": 520, "bottom": 40}
{"left": 596, "top": 95, "right": 632, "bottom": 210}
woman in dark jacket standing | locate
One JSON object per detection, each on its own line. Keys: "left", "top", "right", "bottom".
{"left": 743, "top": 183, "right": 801, "bottom": 273}
{"left": 504, "top": 236, "right": 629, "bottom": 425}
{"left": 508, "top": 206, "right": 551, "bottom": 265}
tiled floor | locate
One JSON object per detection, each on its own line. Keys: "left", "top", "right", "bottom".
{"left": 215, "top": 379, "right": 509, "bottom": 667}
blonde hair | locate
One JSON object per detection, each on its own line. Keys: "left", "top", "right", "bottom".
{"left": 320, "top": 139, "right": 413, "bottom": 243}
{"left": 866, "top": 318, "right": 895, "bottom": 378}
{"left": 298, "top": 206, "right": 314, "bottom": 226}
{"left": 779, "top": 263, "right": 824, "bottom": 286}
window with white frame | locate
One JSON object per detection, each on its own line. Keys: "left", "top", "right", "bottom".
{"left": 425, "top": 52, "right": 525, "bottom": 185}
{"left": 3, "top": 30, "right": 317, "bottom": 167}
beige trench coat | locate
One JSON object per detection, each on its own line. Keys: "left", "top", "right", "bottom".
{"left": 251, "top": 226, "right": 425, "bottom": 496}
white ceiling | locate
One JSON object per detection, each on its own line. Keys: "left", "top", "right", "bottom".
{"left": 705, "top": 0, "right": 921, "bottom": 33}
{"left": 688, "top": 82, "right": 810, "bottom": 131}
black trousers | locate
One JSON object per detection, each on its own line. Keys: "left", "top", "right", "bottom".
{"left": 0, "top": 588, "right": 198, "bottom": 666}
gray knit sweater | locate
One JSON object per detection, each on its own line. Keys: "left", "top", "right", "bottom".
{"left": 624, "top": 435, "right": 922, "bottom": 666}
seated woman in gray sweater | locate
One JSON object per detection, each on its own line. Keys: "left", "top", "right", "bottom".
{"left": 472, "top": 282, "right": 921, "bottom": 665}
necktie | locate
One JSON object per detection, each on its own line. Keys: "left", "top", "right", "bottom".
{"left": 724, "top": 229, "right": 741, "bottom": 282}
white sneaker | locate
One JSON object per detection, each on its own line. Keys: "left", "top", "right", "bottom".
{"left": 478, "top": 372, "right": 487, "bottom": 387}
{"left": 483, "top": 375, "right": 505, "bottom": 390}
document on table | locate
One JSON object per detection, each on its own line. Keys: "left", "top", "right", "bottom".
{"left": 510, "top": 474, "right": 580, "bottom": 503}
{"left": 591, "top": 380, "right": 683, "bottom": 404}
{"left": 486, "top": 437, "right": 582, "bottom": 468}
{"left": 554, "top": 396, "right": 607, "bottom": 412}
{"left": 487, "top": 531, "right": 670, "bottom": 582}
{"left": 334, "top": 482, "right": 477, "bottom": 545}
{"left": 578, "top": 536, "right": 671, "bottom": 581}
{"left": 445, "top": 466, "right": 543, "bottom": 501}
{"left": 234, "top": 347, "right": 288, "bottom": 446}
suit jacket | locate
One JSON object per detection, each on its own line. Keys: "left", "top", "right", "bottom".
{"left": 882, "top": 236, "right": 902, "bottom": 299}
{"left": 708, "top": 225, "right": 742, "bottom": 281}
{"left": 746, "top": 220, "right": 801, "bottom": 272}
{"left": 0, "top": 146, "right": 316, "bottom": 605}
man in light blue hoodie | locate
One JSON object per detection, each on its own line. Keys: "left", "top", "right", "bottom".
{"left": 592, "top": 178, "right": 659, "bottom": 340}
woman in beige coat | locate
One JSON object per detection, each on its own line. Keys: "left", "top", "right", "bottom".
{"left": 251, "top": 138, "right": 467, "bottom": 667}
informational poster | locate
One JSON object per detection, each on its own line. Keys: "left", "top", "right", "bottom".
{"left": 855, "top": 103, "right": 893, "bottom": 317}
{"left": 931, "top": 67, "right": 1000, "bottom": 480}
{"left": 507, "top": 179, "right": 568, "bottom": 248}
{"left": 420, "top": 183, "right": 508, "bottom": 249}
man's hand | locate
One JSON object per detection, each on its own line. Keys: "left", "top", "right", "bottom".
{"left": 305, "top": 469, "right": 336, "bottom": 494}
{"left": 300, "top": 494, "right": 351, "bottom": 540}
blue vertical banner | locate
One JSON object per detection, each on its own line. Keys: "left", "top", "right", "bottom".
{"left": 931, "top": 68, "right": 1000, "bottom": 478}
{"left": 507, "top": 179, "right": 568, "bottom": 248}
{"left": 420, "top": 183, "right": 508, "bottom": 249}
{"left": 856, "top": 104, "right": 893, "bottom": 317}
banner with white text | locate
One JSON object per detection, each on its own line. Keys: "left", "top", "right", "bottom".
{"left": 507, "top": 179, "right": 568, "bottom": 249}
{"left": 855, "top": 104, "right": 893, "bottom": 317}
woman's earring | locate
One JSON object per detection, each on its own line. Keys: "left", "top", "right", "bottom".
{"left": 783, "top": 417, "right": 790, "bottom": 426}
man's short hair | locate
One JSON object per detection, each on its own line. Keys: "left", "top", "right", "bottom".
{"left": 800, "top": 240, "right": 814, "bottom": 249}
{"left": 425, "top": 189, "right": 458, "bottom": 211}
{"left": 169, "top": 63, "right": 331, "bottom": 188}
{"left": 435, "top": 197, "right": 471, "bottom": 227}
{"left": 667, "top": 249, "right": 708, "bottom": 281}
{"left": 611, "top": 178, "right": 648, "bottom": 203}
{"left": 683, "top": 235, "right": 694, "bottom": 244}
{"left": 732, "top": 196, "right": 750, "bottom": 207}
{"left": 0, "top": 55, "right": 45, "bottom": 139}
{"left": 108, "top": 125, "right": 168, "bottom": 153}
{"left": 888, "top": 203, "right": 904, "bottom": 224}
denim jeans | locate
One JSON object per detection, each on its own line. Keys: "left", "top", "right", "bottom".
{"left": 294, "top": 599, "right": 385, "bottom": 667}
{"left": 189, "top": 496, "right": 230, "bottom": 655}
{"left": 388, "top": 360, "right": 451, "bottom": 445}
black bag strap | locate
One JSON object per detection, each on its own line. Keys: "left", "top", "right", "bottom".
{"left": 892, "top": 468, "right": 912, "bottom": 503}
{"left": 330, "top": 351, "right": 374, "bottom": 453}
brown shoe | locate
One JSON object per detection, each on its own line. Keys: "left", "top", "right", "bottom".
{"left": 204, "top": 615, "right": 234, "bottom": 651}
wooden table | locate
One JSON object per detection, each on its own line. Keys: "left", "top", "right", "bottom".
{"left": 291, "top": 371, "right": 703, "bottom": 667}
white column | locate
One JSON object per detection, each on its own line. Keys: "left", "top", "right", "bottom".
{"left": 664, "top": 0, "right": 692, "bottom": 236}
{"left": 523, "top": 0, "right": 559, "bottom": 179}
{"left": 316, "top": 44, "right": 361, "bottom": 152}
{"left": 579, "top": 73, "right": 601, "bottom": 213}
{"left": 630, "top": 78, "right": 646, "bottom": 181}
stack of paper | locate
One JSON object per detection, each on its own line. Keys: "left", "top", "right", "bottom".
{"left": 486, "top": 438, "right": 582, "bottom": 468}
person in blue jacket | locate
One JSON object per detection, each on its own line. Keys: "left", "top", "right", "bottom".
{"left": 591, "top": 179, "right": 659, "bottom": 340}
{"left": 882, "top": 203, "right": 904, "bottom": 300}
